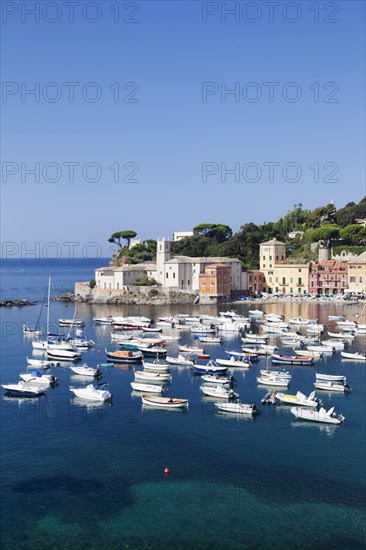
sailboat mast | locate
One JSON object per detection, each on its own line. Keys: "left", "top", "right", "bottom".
{"left": 47, "top": 277, "right": 51, "bottom": 338}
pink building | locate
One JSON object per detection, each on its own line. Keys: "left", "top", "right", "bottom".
{"left": 308, "top": 260, "right": 348, "bottom": 296}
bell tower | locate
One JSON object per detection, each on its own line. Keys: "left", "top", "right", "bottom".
{"left": 156, "top": 238, "right": 171, "bottom": 284}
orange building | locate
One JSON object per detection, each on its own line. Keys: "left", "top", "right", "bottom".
{"left": 247, "top": 270, "right": 264, "bottom": 294}
{"left": 199, "top": 264, "right": 231, "bottom": 298}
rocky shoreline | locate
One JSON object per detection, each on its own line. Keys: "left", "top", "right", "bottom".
{"left": 0, "top": 299, "right": 37, "bottom": 307}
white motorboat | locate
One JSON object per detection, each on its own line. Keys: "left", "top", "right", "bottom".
{"left": 198, "top": 336, "right": 222, "bottom": 343}
{"left": 328, "top": 315, "right": 345, "bottom": 321}
{"left": 141, "top": 395, "right": 188, "bottom": 408}
{"left": 26, "top": 357, "right": 59, "bottom": 368}
{"left": 257, "top": 376, "right": 289, "bottom": 387}
{"left": 134, "top": 371, "right": 171, "bottom": 382}
{"left": 314, "top": 381, "right": 351, "bottom": 392}
{"left": 19, "top": 372, "right": 58, "bottom": 386}
{"left": 130, "top": 382, "right": 164, "bottom": 393}
{"left": 243, "top": 333, "right": 268, "bottom": 342}
{"left": 200, "top": 384, "right": 238, "bottom": 399}
{"left": 201, "top": 374, "right": 234, "bottom": 385}
{"left": 166, "top": 355, "right": 194, "bottom": 366}
{"left": 315, "top": 372, "right": 346, "bottom": 382}
{"left": 142, "top": 360, "right": 170, "bottom": 373}
{"left": 260, "top": 369, "right": 292, "bottom": 381}
{"left": 70, "top": 338, "right": 95, "bottom": 349}
{"left": 215, "top": 402, "right": 259, "bottom": 415}
{"left": 289, "top": 317, "right": 316, "bottom": 326}
{"left": 23, "top": 324, "right": 43, "bottom": 336}
{"left": 216, "top": 357, "right": 251, "bottom": 368}
{"left": 93, "top": 316, "right": 113, "bottom": 325}
{"left": 321, "top": 339, "right": 344, "bottom": 350}
{"left": 2, "top": 381, "right": 45, "bottom": 397}
{"left": 328, "top": 332, "right": 355, "bottom": 340}
{"left": 47, "top": 348, "right": 81, "bottom": 361}
{"left": 341, "top": 351, "right": 366, "bottom": 361}
{"left": 241, "top": 347, "right": 268, "bottom": 356}
{"left": 261, "top": 391, "right": 279, "bottom": 405}
{"left": 190, "top": 325, "right": 216, "bottom": 334}
{"left": 69, "top": 365, "right": 101, "bottom": 377}
{"left": 194, "top": 361, "right": 228, "bottom": 374}
{"left": 276, "top": 390, "right": 322, "bottom": 408}
{"left": 59, "top": 318, "right": 84, "bottom": 326}
{"left": 291, "top": 406, "right": 345, "bottom": 424}
{"left": 307, "top": 345, "right": 335, "bottom": 354}
{"left": 294, "top": 350, "right": 322, "bottom": 359}
{"left": 179, "top": 345, "right": 204, "bottom": 354}
{"left": 105, "top": 349, "right": 143, "bottom": 363}
{"left": 336, "top": 320, "right": 357, "bottom": 328}
{"left": 69, "top": 383, "right": 112, "bottom": 402}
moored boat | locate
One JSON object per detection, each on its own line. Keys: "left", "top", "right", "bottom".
{"left": 314, "top": 381, "right": 351, "bottom": 393}
{"left": 70, "top": 365, "right": 101, "bottom": 377}
{"left": 19, "top": 372, "right": 58, "bottom": 386}
{"left": 276, "top": 390, "right": 322, "bottom": 408}
{"left": 291, "top": 406, "right": 345, "bottom": 424}
{"left": 2, "top": 381, "right": 45, "bottom": 397}
{"left": 130, "top": 382, "right": 164, "bottom": 393}
{"left": 257, "top": 375, "right": 289, "bottom": 387}
{"left": 340, "top": 351, "right": 366, "bottom": 361}
{"left": 69, "top": 383, "right": 112, "bottom": 402}
{"left": 315, "top": 372, "right": 346, "bottom": 382}
{"left": 193, "top": 361, "right": 228, "bottom": 374}
{"left": 166, "top": 355, "right": 195, "bottom": 366}
{"left": 141, "top": 395, "right": 188, "bottom": 408}
{"left": 200, "top": 384, "right": 238, "bottom": 399}
{"left": 134, "top": 371, "right": 171, "bottom": 382}
{"left": 216, "top": 357, "right": 251, "bottom": 368}
{"left": 26, "top": 357, "right": 59, "bottom": 368}
{"left": 215, "top": 402, "right": 259, "bottom": 415}
{"left": 272, "top": 354, "right": 314, "bottom": 366}
{"left": 105, "top": 349, "right": 143, "bottom": 363}
{"left": 47, "top": 348, "right": 81, "bottom": 361}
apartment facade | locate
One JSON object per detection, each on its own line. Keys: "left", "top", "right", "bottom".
{"left": 199, "top": 264, "right": 231, "bottom": 298}
{"left": 308, "top": 260, "right": 348, "bottom": 295}
{"left": 347, "top": 252, "right": 366, "bottom": 294}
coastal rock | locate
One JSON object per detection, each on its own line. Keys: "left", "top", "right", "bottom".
{"left": 0, "top": 299, "right": 37, "bottom": 307}
{"left": 74, "top": 282, "right": 198, "bottom": 305}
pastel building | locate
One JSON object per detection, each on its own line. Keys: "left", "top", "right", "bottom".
{"left": 347, "top": 251, "right": 366, "bottom": 294}
{"left": 259, "top": 238, "right": 309, "bottom": 295}
{"left": 247, "top": 270, "right": 264, "bottom": 294}
{"left": 308, "top": 260, "right": 348, "bottom": 295}
{"left": 199, "top": 264, "right": 231, "bottom": 299}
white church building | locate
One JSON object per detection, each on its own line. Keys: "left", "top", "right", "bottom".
{"left": 95, "top": 238, "right": 244, "bottom": 293}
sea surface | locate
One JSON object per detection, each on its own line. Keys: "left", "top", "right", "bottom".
{"left": 0, "top": 259, "right": 365, "bottom": 549}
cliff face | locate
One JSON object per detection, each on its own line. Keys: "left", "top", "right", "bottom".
{"left": 74, "top": 282, "right": 198, "bottom": 305}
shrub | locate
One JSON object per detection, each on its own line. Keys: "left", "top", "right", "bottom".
{"left": 148, "top": 288, "right": 159, "bottom": 297}
{"left": 89, "top": 279, "right": 96, "bottom": 289}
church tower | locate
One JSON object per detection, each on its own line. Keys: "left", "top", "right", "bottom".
{"left": 156, "top": 238, "right": 171, "bottom": 284}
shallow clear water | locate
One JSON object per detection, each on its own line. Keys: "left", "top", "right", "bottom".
{"left": 0, "top": 260, "right": 365, "bottom": 549}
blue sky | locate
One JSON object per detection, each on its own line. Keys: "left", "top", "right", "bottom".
{"left": 1, "top": 0, "right": 365, "bottom": 258}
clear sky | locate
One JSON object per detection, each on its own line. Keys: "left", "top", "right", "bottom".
{"left": 1, "top": 0, "right": 365, "bottom": 259}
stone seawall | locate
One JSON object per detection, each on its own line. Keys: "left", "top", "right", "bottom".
{"left": 74, "top": 282, "right": 199, "bottom": 305}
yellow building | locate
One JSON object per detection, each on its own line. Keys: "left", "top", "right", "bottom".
{"left": 347, "top": 251, "right": 366, "bottom": 294}
{"left": 259, "top": 238, "right": 309, "bottom": 295}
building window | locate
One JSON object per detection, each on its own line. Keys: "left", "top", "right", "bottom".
{"left": 360, "top": 277, "right": 363, "bottom": 283}
{"left": 166, "top": 273, "right": 169, "bottom": 278}
{"left": 298, "top": 278, "right": 302, "bottom": 285}
{"left": 173, "top": 273, "right": 175, "bottom": 279}
{"left": 188, "top": 280, "right": 190, "bottom": 285}
{"left": 290, "top": 277, "right": 293, "bottom": 283}
{"left": 269, "top": 256, "right": 272, "bottom": 260}
{"left": 263, "top": 256, "right": 265, "bottom": 260}
{"left": 298, "top": 269, "right": 301, "bottom": 272}
{"left": 276, "top": 256, "right": 278, "bottom": 261}
{"left": 275, "top": 277, "right": 278, "bottom": 283}
{"left": 117, "top": 283, "right": 119, "bottom": 289}
{"left": 282, "top": 277, "right": 286, "bottom": 285}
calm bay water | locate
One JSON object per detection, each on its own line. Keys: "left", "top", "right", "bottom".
{"left": 0, "top": 260, "right": 365, "bottom": 549}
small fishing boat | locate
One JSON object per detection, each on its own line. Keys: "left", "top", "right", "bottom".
{"left": 138, "top": 345, "right": 168, "bottom": 357}
{"left": 291, "top": 406, "right": 345, "bottom": 424}
{"left": 47, "top": 348, "right": 81, "bottom": 361}
{"left": 141, "top": 395, "right": 188, "bottom": 408}
{"left": 216, "top": 357, "right": 251, "bottom": 368}
{"left": 198, "top": 336, "right": 222, "bottom": 344}
{"left": 341, "top": 351, "right": 366, "bottom": 361}
{"left": 70, "top": 365, "right": 101, "bottom": 377}
{"left": 314, "top": 381, "right": 351, "bottom": 393}
{"left": 276, "top": 390, "right": 322, "bottom": 408}
{"left": 194, "top": 361, "right": 228, "bottom": 374}
{"left": 2, "top": 381, "right": 45, "bottom": 397}
{"left": 315, "top": 373, "right": 346, "bottom": 382}
{"left": 93, "top": 316, "right": 113, "bottom": 325}
{"left": 226, "top": 350, "right": 257, "bottom": 361}
{"left": 257, "top": 375, "right": 289, "bottom": 387}
{"left": 272, "top": 355, "right": 314, "bottom": 366}
{"left": 134, "top": 371, "right": 171, "bottom": 382}
{"left": 179, "top": 345, "right": 204, "bottom": 354}
{"left": 142, "top": 360, "right": 170, "bottom": 373}
{"left": 200, "top": 384, "right": 238, "bottom": 399}
{"left": 294, "top": 350, "right": 322, "bottom": 359}
{"left": 130, "top": 382, "right": 164, "bottom": 393}
{"left": 215, "top": 402, "right": 259, "bottom": 415}
{"left": 328, "top": 332, "right": 355, "bottom": 340}
{"left": 289, "top": 317, "right": 316, "bottom": 326}
{"left": 307, "top": 345, "right": 335, "bottom": 354}
{"left": 260, "top": 369, "right": 291, "bottom": 381}
{"left": 241, "top": 347, "right": 270, "bottom": 356}
{"left": 26, "top": 357, "right": 59, "bottom": 368}
{"left": 261, "top": 391, "right": 279, "bottom": 405}
{"left": 105, "top": 349, "right": 143, "bottom": 363}
{"left": 69, "top": 383, "right": 112, "bottom": 402}
{"left": 166, "top": 355, "right": 195, "bottom": 366}
{"left": 19, "top": 372, "right": 58, "bottom": 386}
{"left": 201, "top": 374, "right": 234, "bottom": 385}
{"left": 22, "top": 324, "right": 43, "bottom": 336}
{"left": 59, "top": 319, "right": 85, "bottom": 326}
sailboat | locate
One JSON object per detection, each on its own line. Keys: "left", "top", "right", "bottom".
{"left": 32, "top": 279, "right": 81, "bottom": 360}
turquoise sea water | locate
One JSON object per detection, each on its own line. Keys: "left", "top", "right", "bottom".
{"left": 0, "top": 260, "right": 365, "bottom": 549}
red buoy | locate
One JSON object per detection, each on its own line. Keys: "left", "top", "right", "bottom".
{"left": 164, "top": 467, "right": 170, "bottom": 475}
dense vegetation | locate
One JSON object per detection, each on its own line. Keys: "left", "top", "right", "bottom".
{"left": 108, "top": 198, "right": 366, "bottom": 270}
